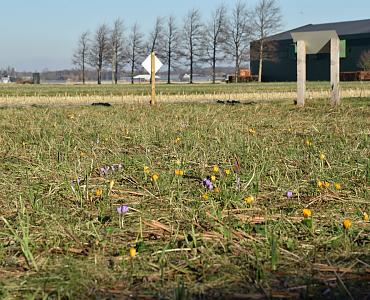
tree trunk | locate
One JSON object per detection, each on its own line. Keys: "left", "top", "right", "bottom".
{"left": 131, "top": 65, "right": 134, "bottom": 84}
{"left": 115, "top": 51, "right": 118, "bottom": 84}
{"left": 82, "top": 52, "right": 85, "bottom": 84}
{"left": 258, "top": 40, "right": 263, "bottom": 83}
{"left": 98, "top": 67, "right": 101, "bottom": 84}
{"left": 190, "top": 54, "right": 193, "bottom": 84}
{"left": 167, "top": 52, "right": 171, "bottom": 84}
{"left": 212, "top": 59, "right": 216, "bottom": 84}
{"left": 111, "top": 55, "right": 114, "bottom": 84}
{"left": 212, "top": 47, "right": 216, "bottom": 84}
{"left": 235, "top": 46, "right": 239, "bottom": 83}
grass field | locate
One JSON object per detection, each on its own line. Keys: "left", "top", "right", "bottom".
{"left": 1, "top": 96, "right": 370, "bottom": 299}
{"left": 1, "top": 81, "right": 370, "bottom": 97}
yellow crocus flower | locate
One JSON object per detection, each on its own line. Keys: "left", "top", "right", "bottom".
{"left": 129, "top": 248, "right": 136, "bottom": 259}
{"left": 343, "top": 219, "right": 351, "bottom": 229}
{"left": 303, "top": 208, "right": 311, "bottom": 218}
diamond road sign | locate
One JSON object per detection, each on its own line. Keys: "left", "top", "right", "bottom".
{"left": 141, "top": 54, "right": 163, "bottom": 75}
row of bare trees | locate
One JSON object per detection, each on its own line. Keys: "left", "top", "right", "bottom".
{"left": 72, "top": 0, "right": 283, "bottom": 84}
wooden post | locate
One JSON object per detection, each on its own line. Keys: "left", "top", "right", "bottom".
{"left": 297, "top": 40, "right": 306, "bottom": 106}
{"left": 331, "top": 38, "right": 340, "bottom": 106}
{"left": 151, "top": 52, "right": 155, "bottom": 105}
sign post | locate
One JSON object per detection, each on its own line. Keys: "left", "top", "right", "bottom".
{"left": 151, "top": 52, "right": 155, "bottom": 105}
{"left": 331, "top": 38, "right": 340, "bottom": 106}
{"left": 297, "top": 40, "right": 306, "bottom": 106}
{"left": 141, "top": 53, "right": 163, "bottom": 105}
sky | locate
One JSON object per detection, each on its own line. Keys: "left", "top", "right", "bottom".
{"left": 1, "top": 0, "right": 369, "bottom": 72}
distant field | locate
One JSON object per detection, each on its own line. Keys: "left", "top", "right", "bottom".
{"left": 1, "top": 81, "right": 370, "bottom": 97}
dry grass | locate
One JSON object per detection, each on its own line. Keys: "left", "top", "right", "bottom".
{"left": 0, "top": 96, "right": 370, "bottom": 299}
{"left": 1, "top": 81, "right": 370, "bottom": 97}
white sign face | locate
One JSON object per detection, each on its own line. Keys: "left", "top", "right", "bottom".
{"left": 141, "top": 54, "right": 163, "bottom": 75}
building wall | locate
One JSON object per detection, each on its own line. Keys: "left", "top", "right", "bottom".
{"left": 251, "top": 33, "right": 370, "bottom": 82}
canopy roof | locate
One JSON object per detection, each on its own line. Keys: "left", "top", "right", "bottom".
{"left": 291, "top": 30, "right": 345, "bottom": 54}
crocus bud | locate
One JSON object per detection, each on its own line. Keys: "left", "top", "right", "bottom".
{"left": 129, "top": 248, "right": 136, "bottom": 259}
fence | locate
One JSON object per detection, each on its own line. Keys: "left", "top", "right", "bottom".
{"left": 1, "top": 89, "right": 370, "bottom": 106}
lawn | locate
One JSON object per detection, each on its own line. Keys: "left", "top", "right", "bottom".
{"left": 0, "top": 97, "right": 370, "bottom": 299}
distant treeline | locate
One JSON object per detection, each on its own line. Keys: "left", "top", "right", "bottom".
{"left": 3, "top": 66, "right": 239, "bottom": 82}
{"left": 38, "top": 66, "right": 237, "bottom": 82}
{"left": 71, "top": 0, "right": 283, "bottom": 84}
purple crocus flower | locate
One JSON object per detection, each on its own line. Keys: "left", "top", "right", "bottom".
{"left": 118, "top": 164, "right": 122, "bottom": 169}
{"left": 122, "top": 205, "right": 129, "bottom": 214}
{"left": 91, "top": 141, "right": 94, "bottom": 145}
{"left": 71, "top": 182, "right": 76, "bottom": 187}
{"left": 105, "top": 166, "right": 110, "bottom": 172}
{"left": 287, "top": 191, "right": 292, "bottom": 198}
{"left": 203, "top": 178, "right": 214, "bottom": 190}
{"left": 237, "top": 178, "right": 241, "bottom": 189}
{"left": 117, "top": 205, "right": 129, "bottom": 228}
{"left": 100, "top": 167, "right": 105, "bottom": 174}
{"left": 147, "top": 149, "right": 150, "bottom": 153}
{"left": 78, "top": 178, "right": 81, "bottom": 184}
{"left": 181, "top": 124, "right": 187, "bottom": 128}
{"left": 111, "top": 166, "right": 115, "bottom": 171}
{"left": 117, "top": 205, "right": 129, "bottom": 215}
{"left": 97, "top": 140, "right": 99, "bottom": 144}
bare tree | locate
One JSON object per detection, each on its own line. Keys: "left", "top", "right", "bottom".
{"left": 109, "top": 18, "right": 126, "bottom": 84}
{"left": 72, "top": 30, "right": 90, "bottom": 84}
{"left": 88, "top": 23, "right": 111, "bottom": 84}
{"left": 357, "top": 49, "right": 370, "bottom": 71}
{"left": 160, "top": 14, "right": 179, "bottom": 84}
{"left": 179, "top": 8, "right": 203, "bottom": 84}
{"left": 147, "top": 16, "right": 165, "bottom": 55}
{"left": 223, "top": 1, "right": 251, "bottom": 82}
{"left": 202, "top": 4, "right": 227, "bottom": 83}
{"left": 126, "top": 22, "right": 144, "bottom": 84}
{"left": 250, "top": 0, "right": 283, "bottom": 82}
{"left": 146, "top": 16, "right": 165, "bottom": 83}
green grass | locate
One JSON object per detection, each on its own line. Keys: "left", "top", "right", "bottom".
{"left": 1, "top": 81, "right": 370, "bottom": 97}
{"left": 0, "top": 97, "right": 370, "bottom": 299}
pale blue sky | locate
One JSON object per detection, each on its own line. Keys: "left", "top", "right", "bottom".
{"left": 1, "top": 0, "right": 369, "bottom": 72}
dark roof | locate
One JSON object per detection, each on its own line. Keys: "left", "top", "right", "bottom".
{"left": 268, "top": 19, "right": 370, "bottom": 41}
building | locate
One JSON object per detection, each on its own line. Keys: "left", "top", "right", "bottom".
{"left": 250, "top": 19, "right": 370, "bottom": 82}
{"left": 1, "top": 75, "right": 11, "bottom": 83}
{"left": 239, "top": 69, "right": 250, "bottom": 76}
